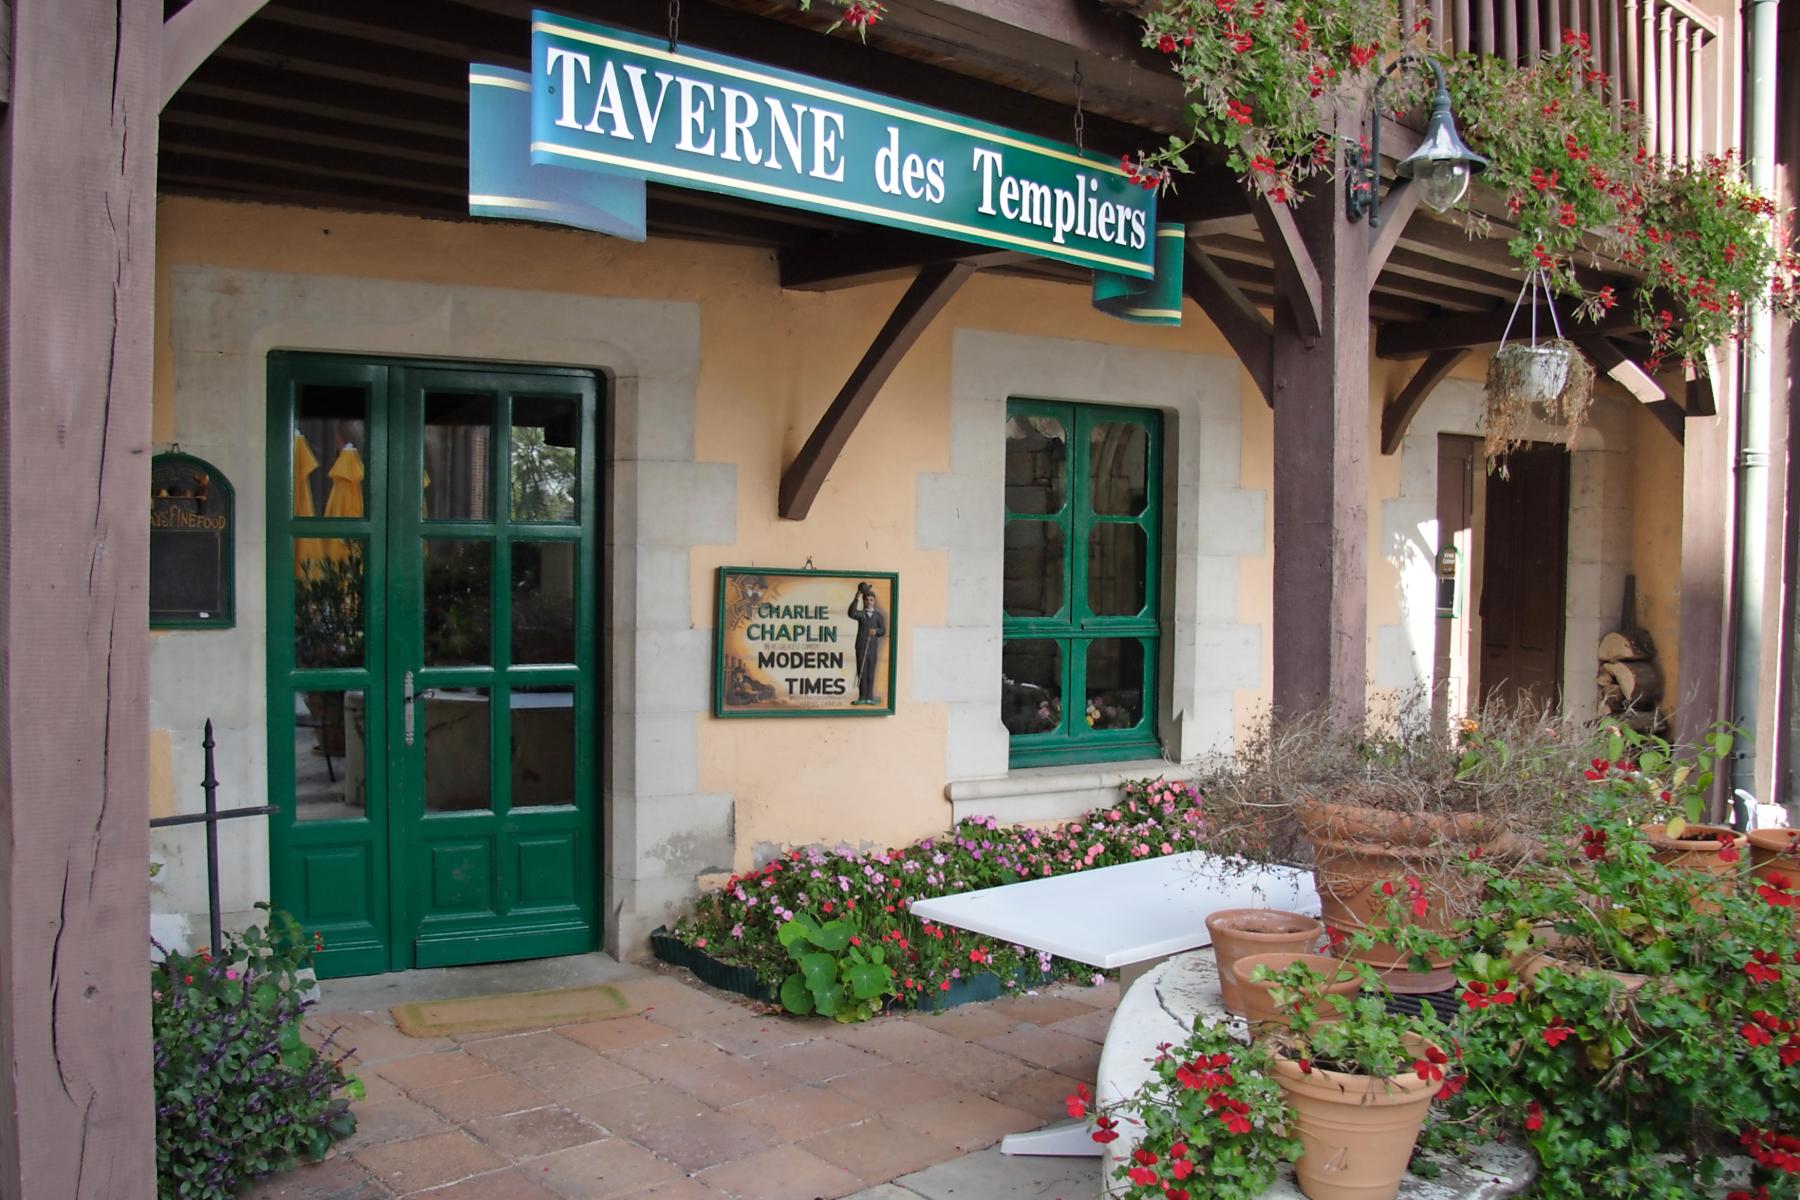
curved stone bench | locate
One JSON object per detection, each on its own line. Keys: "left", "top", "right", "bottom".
{"left": 1095, "top": 951, "right": 1535, "bottom": 1199}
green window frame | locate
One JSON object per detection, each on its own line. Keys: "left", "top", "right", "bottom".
{"left": 1002, "top": 399, "right": 1162, "bottom": 768}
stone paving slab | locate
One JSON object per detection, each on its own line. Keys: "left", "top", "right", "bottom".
{"left": 850, "top": 1146, "right": 1097, "bottom": 1200}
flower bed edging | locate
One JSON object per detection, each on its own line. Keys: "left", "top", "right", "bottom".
{"left": 649, "top": 926, "right": 778, "bottom": 1004}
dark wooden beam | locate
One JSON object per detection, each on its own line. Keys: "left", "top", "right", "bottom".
{"left": 1572, "top": 334, "right": 1667, "bottom": 404}
{"left": 1380, "top": 348, "right": 1470, "bottom": 455}
{"left": 1645, "top": 399, "right": 1688, "bottom": 443}
{"left": 779, "top": 263, "right": 975, "bottom": 519}
{"left": 1377, "top": 296, "right": 1643, "bottom": 359}
{"left": 1688, "top": 357, "right": 1719, "bottom": 417}
{"left": 1367, "top": 178, "right": 1419, "bottom": 279}
{"left": 1252, "top": 196, "right": 1322, "bottom": 341}
{"left": 1, "top": 0, "right": 158, "bottom": 1193}
{"left": 780, "top": 231, "right": 1028, "bottom": 290}
{"left": 161, "top": 0, "right": 270, "bottom": 107}
{"left": 1183, "top": 243, "right": 1273, "bottom": 406}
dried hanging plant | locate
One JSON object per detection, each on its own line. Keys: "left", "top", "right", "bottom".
{"left": 1482, "top": 338, "right": 1595, "bottom": 469}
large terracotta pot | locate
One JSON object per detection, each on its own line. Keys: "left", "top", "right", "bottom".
{"left": 1232, "top": 951, "right": 1361, "bottom": 1032}
{"left": 1644, "top": 823, "right": 1746, "bottom": 876}
{"left": 1207, "top": 908, "right": 1324, "bottom": 1016}
{"left": 1271, "top": 1054, "right": 1437, "bottom": 1200}
{"left": 1514, "top": 951, "right": 1651, "bottom": 994}
{"left": 1298, "top": 800, "right": 1494, "bottom": 993}
{"left": 1749, "top": 828, "right": 1800, "bottom": 883}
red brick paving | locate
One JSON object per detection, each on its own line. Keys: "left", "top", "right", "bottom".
{"left": 249, "top": 968, "right": 1115, "bottom": 1199}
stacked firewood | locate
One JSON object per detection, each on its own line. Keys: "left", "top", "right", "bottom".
{"left": 1597, "top": 628, "right": 1665, "bottom": 731}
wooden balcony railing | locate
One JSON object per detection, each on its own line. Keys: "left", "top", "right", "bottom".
{"left": 1410, "top": 0, "right": 1735, "bottom": 163}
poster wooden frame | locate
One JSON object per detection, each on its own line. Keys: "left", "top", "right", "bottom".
{"left": 713, "top": 566, "right": 899, "bottom": 719}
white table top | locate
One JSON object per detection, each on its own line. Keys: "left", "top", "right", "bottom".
{"left": 908, "top": 850, "right": 1317, "bottom": 969}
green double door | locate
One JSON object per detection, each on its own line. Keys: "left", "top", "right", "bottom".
{"left": 268, "top": 354, "right": 601, "bottom": 977}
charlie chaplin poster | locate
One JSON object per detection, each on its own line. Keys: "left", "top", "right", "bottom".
{"left": 715, "top": 567, "right": 897, "bottom": 717}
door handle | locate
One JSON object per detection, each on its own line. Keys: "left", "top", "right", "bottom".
{"left": 403, "top": 670, "right": 415, "bottom": 746}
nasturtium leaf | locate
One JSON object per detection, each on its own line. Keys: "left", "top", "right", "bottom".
{"left": 800, "top": 952, "right": 838, "bottom": 991}
{"left": 779, "top": 973, "right": 815, "bottom": 1015}
{"left": 846, "top": 962, "right": 891, "bottom": 1000}
{"left": 810, "top": 920, "right": 853, "bottom": 953}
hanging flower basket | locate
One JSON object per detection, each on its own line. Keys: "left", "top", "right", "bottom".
{"left": 1482, "top": 266, "right": 1595, "bottom": 470}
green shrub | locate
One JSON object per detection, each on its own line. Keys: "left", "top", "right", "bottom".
{"left": 153, "top": 905, "right": 359, "bottom": 1199}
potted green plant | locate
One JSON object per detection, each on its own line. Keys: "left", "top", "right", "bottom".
{"left": 1235, "top": 952, "right": 1361, "bottom": 1033}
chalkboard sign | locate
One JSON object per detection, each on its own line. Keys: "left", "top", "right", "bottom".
{"left": 150, "top": 453, "right": 233, "bottom": 628}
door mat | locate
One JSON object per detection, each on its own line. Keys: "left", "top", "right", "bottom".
{"left": 391, "top": 983, "right": 639, "bottom": 1038}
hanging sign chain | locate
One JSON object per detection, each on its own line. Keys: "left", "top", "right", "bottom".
{"left": 1072, "top": 58, "right": 1086, "bottom": 152}
{"left": 669, "top": 0, "right": 681, "bottom": 52}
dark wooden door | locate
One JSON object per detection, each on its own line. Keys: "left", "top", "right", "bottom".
{"left": 1479, "top": 446, "right": 1569, "bottom": 709}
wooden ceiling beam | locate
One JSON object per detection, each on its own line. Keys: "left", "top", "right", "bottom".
{"left": 1377, "top": 293, "right": 1644, "bottom": 359}
{"left": 1572, "top": 334, "right": 1668, "bottom": 405}
{"left": 160, "top": 107, "right": 468, "bottom": 168}
{"left": 1380, "top": 348, "right": 1469, "bottom": 455}
{"left": 180, "top": 59, "right": 468, "bottom": 140}
{"left": 779, "top": 231, "right": 1029, "bottom": 290}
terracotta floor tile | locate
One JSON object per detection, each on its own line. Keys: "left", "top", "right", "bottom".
{"left": 522, "top": 1055, "right": 652, "bottom": 1104}
{"left": 339, "top": 1096, "right": 453, "bottom": 1152}
{"left": 725, "top": 1085, "right": 873, "bottom": 1140}
{"left": 885, "top": 1091, "right": 1040, "bottom": 1153}
{"left": 826, "top": 1019, "right": 963, "bottom": 1063}
{"left": 986, "top": 993, "right": 1101, "bottom": 1028}
{"left": 699, "top": 1017, "right": 818, "bottom": 1059}
{"left": 629, "top": 1110, "right": 781, "bottom": 1173}
{"left": 616, "top": 1181, "right": 723, "bottom": 1199}
{"left": 905, "top": 1005, "right": 1019, "bottom": 1041}
{"left": 1051, "top": 1041, "right": 1102, "bottom": 1081}
{"left": 376, "top": 1051, "right": 498, "bottom": 1093}
{"left": 824, "top": 1064, "right": 955, "bottom": 1110}
{"left": 1047, "top": 1007, "right": 1116, "bottom": 1044}
{"left": 564, "top": 1082, "right": 713, "bottom": 1136}
{"left": 412, "top": 1168, "right": 564, "bottom": 1199}
{"left": 241, "top": 1154, "right": 392, "bottom": 1199}
{"left": 323, "top": 1014, "right": 458, "bottom": 1064}
{"left": 660, "top": 1058, "right": 795, "bottom": 1108}
{"left": 354, "top": 1130, "right": 506, "bottom": 1195}
{"left": 560, "top": 1017, "right": 678, "bottom": 1055}
{"left": 988, "top": 1068, "right": 1089, "bottom": 1124}
{"left": 532, "top": 1138, "right": 683, "bottom": 1199}
{"left": 467, "top": 1106, "right": 608, "bottom": 1161}
{"left": 751, "top": 1038, "right": 883, "bottom": 1083}
{"left": 607, "top": 1035, "right": 730, "bottom": 1081}
{"left": 698, "top": 1143, "right": 863, "bottom": 1200}
{"left": 800, "top": 1116, "right": 961, "bottom": 1184}
{"left": 644, "top": 1002, "right": 757, "bottom": 1035}
{"left": 464, "top": 1031, "right": 599, "bottom": 1073}
{"left": 1066, "top": 980, "right": 1120, "bottom": 1008}
{"left": 909, "top": 1042, "right": 1036, "bottom": 1094}
{"left": 414, "top": 1074, "right": 553, "bottom": 1123}
{"left": 357, "top": 1070, "right": 408, "bottom": 1104}
{"left": 977, "top": 1026, "right": 1097, "bottom": 1071}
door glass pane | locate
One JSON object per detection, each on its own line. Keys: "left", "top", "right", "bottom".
{"left": 424, "top": 540, "right": 492, "bottom": 666}
{"left": 1087, "top": 524, "right": 1147, "bottom": 616}
{"left": 1002, "top": 639, "right": 1062, "bottom": 735}
{"left": 512, "top": 396, "right": 580, "bottom": 523}
{"left": 1090, "top": 421, "right": 1149, "bottom": 516}
{"left": 423, "top": 687, "right": 491, "bottom": 813}
{"left": 1004, "top": 520, "right": 1065, "bottom": 618}
{"left": 512, "top": 542, "right": 576, "bottom": 664}
{"left": 424, "top": 393, "right": 493, "bottom": 520}
{"left": 293, "top": 690, "right": 366, "bottom": 820}
{"left": 1085, "top": 639, "right": 1145, "bottom": 730}
{"left": 294, "top": 538, "right": 366, "bottom": 669}
{"left": 512, "top": 686, "right": 575, "bottom": 807}
{"left": 294, "top": 385, "right": 368, "bottom": 519}
{"left": 1005, "top": 415, "right": 1066, "bottom": 515}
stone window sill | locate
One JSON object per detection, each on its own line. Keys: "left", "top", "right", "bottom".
{"left": 944, "top": 758, "right": 1187, "bottom": 826}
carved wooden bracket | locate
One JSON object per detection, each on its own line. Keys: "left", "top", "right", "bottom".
{"left": 778, "top": 262, "right": 975, "bottom": 520}
{"left": 1183, "top": 241, "right": 1273, "bottom": 406}
{"left": 162, "top": 0, "right": 271, "bottom": 108}
{"left": 1251, "top": 196, "right": 1322, "bottom": 342}
{"left": 1379, "top": 347, "right": 1468, "bottom": 454}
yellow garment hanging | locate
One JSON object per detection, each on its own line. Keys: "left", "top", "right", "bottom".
{"left": 293, "top": 434, "right": 324, "bottom": 579}
{"left": 321, "top": 446, "right": 366, "bottom": 565}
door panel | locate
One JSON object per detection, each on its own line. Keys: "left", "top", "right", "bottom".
{"left": 269, "top": 355, "right": 600, "bottom": 978}
{"left": 1479, "top": 446, "right": 1569, "bottom": 709}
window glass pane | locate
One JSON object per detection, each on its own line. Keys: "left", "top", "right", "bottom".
{"left": 424, "top": 688, "right": 491, "bottom": 812}
{"left": 512, "top": 396, "right": 579, "bottom": 522}
{"left": 1090, "top": 421, "right": 1149, "bottom": 516}
{"left": 1085, "top": 639, "right": 1145, "bottom": 730}
{"left": 424, "top": 540, "right": 491, "bottom": 666}
{"left": 424, "top": 393, "right": 493, "bottom": 520}
{"left": 1004, "top": 520, "right": 1065, "bottom": 618}
{"left": 1002, "top": 640, "right": 1062, "bottom": 735}
{"left": 1005, "top": 415, "right": 1066, "bottom": 515}
{"left": 512, "top": 686, "right": 575, "bottom": 808}
{"left": 294, "top": 538, "right": 366, "bottom": 669}
{"left": 294, "top": 385, "right": 367, "bottom": 519}
{"left": 512, "top": 542, "right": 577, "bottom": 665}
{"left": 1087, "top": 524, "right": 1148, "bottom": 617}
{"left": 293, "top": 690, "right": 366, "bottom": 820}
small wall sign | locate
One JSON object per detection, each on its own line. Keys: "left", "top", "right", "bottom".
{"left": 150, "top": 453, "right": 234, "bottom": 628}
{"left": 715, "top": 567, "right": 897, "bottom": 718}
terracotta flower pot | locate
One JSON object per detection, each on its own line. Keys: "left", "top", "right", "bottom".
{"left": 1207, "top": 908, "right": 1324, "bottom": 1016}
{"left": 1271, "top": 1054, "right": 1437, "bottom": 1200}
{"left": 1749, "top": 828, "right": 1800, "bottom": 882}
{"left": 1514, "top": 952, "right": 1651, "bottom": 994}
{"left": 1232, "top": 951, "right": 1361, "bottom": 1032}
{"left": 1644, "top": 822, "right": 1746, "bottom": 875}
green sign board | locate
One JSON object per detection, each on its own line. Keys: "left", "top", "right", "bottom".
{"left": 524, "top": 11, "right": 1157, "bottom": 278}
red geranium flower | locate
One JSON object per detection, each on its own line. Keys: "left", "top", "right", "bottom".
{"left": 1543, "top": 1018, "right": 1572, "bottom": 1047}
{"left": 1761, "top": 872, "right": 1798, "bottom": 907}
{"left": 1747, "top": 950, "right": 1782, "bottom": 986}
{"left": 1091, "top": 1115, "right": 1120, "bottom": 1144}
{"left": 1525, "top": 1101, "right": 1544, "bottom": 1132}
{"left": 1065, "top": 1083, "right": 1091, "bottom": 1119}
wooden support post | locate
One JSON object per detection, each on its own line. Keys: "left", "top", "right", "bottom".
{"left": 1271, "top": 170, "right": 1371, "bottom": 724}
{"left": 1380, "top": 348, "right": 1469, "bottom": 455}
{"left": 778, "top": 262, "right": 973, "bottom": 520}
{"left": 0, "top": 1, "right": 159, "bottom": 1196}
{"left": 1253, "top": 196, "right": 1323, "bottom": 341}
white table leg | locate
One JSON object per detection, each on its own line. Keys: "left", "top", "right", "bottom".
{"left": 999, "top": 1120, "right": 1103, "bottom": 1157}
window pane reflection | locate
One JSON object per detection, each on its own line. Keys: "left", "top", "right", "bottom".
{"left": 424, "top": 393, "right": 492, "bottom": 520}
{"left": 1004, "top": 520, "right": 1064, "bottom": 618}
{"left": 512, "top": 542, "right": 576, "bottom": 664}
{"left": 1005, "top": 415, "right": 1066, "bottom": 515}
{"left": 1085, "top": 639, "right": 1145, "bottom": 730}
{"left": 1002, "top": 640, "right": 1061, "bottom": 735}
{"left": 1088, "top": 524, "right": 1148, "bottom": 617}
{"left": 293, "top": 538, "right": 366, "bottom": 669}
{"left": 512, "top": 687, "right": 575, "bottom": 808}
{"left": 1090, "top": 422, "right": 1148, "bottom": 516}
{"left": 512, "top": 396, "right": 579, "bottom": 522}
{"left": 424, "top": 540, "right": 491, "bottom": 666}
{"left": 293, "top": 690, "right": 366, "bottom": 820}
{"left": 294, "top": 385, "right": 367, "bottom": 520}
{"left": 424, "top": 688, "right": 491, "bottom": 813}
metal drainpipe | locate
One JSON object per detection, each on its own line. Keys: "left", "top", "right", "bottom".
{"left": 1735, "top": 0, "right": 1780, "bottom": 817}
